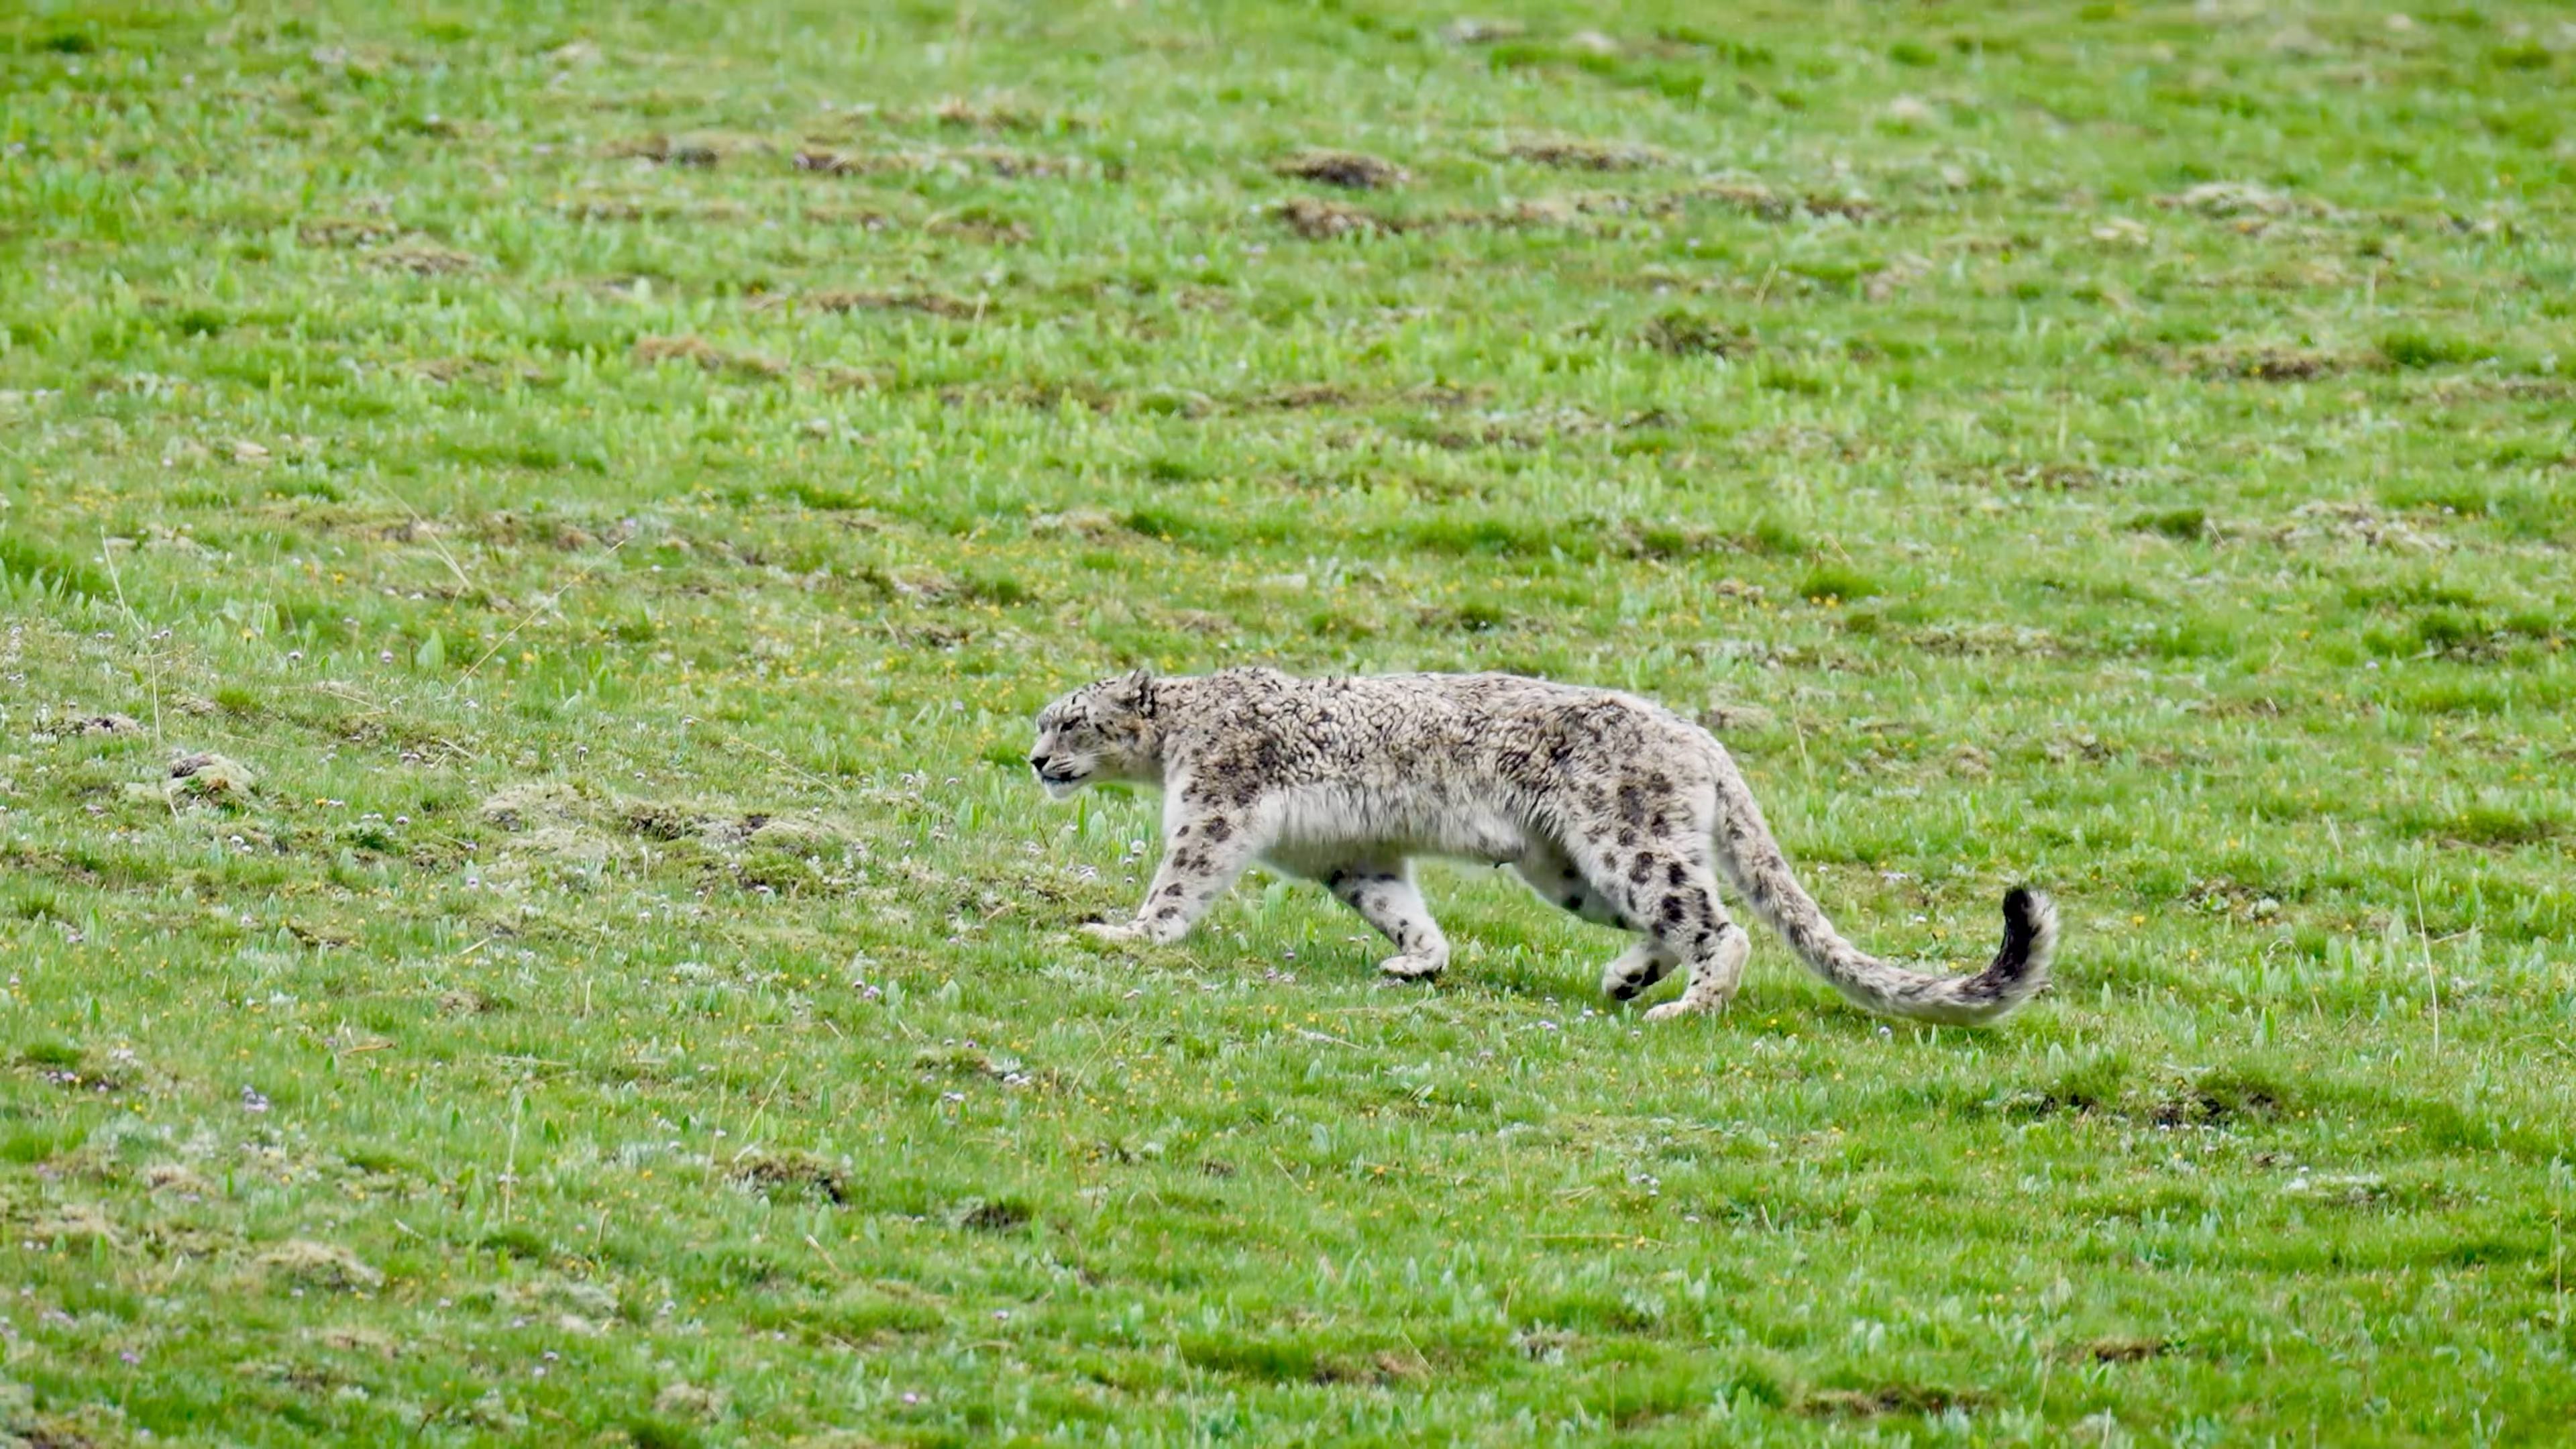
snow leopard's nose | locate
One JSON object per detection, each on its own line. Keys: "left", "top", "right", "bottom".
{"left": 1027, "top": 752, "right": 1053, "bottom": 772}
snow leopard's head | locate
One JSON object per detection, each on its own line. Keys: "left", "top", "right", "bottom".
{"left": 1028, "top": 668, "right": 1161, "bottom": 798}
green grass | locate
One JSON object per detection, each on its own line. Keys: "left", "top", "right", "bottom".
{"left": 3, "top": 0, "right": 2574, "bottom": 1443}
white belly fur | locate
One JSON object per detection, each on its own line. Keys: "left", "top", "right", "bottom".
{"left": 1263, "top": 782, "right": 1529, "bottom": 871}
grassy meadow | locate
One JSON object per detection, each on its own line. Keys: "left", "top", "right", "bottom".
{"left": 4, "top": 0, "right": 2574, "bottom": 1442}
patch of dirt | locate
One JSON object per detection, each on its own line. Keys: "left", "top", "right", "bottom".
{"left": 2424, "top": 376, "right": 2575, "bottom": 403}
{"left": 1440, "top": 17, "right": 1526, "bottom": 44}
{"left": 793, "top": 148, "right": 899, "bottom": 177}
{"left": 1513, "top": 1326, "right": 1579, "bottom": 1362}
{"left": 576, "top": 792, "right": 808, "bottom": 842}
{"left": 1799, "top": 192, "right": 1879, "bottom": 221}
{"left": 1405, "top": 403, "right": 1615, "bottom": 451}
{"left": 25, "top": 1202, "right": 123, "bottom": 1250}
{"left": 607, "top": 134, "right": 731, "bottom": 167}
{"left": 2077, "top": 1338, "right": 2172, "bottom": 1364}
{"left": 559, "top": 195, "right": 747, "bottom": 224}
{"left": 1803, "top": 1385, "right": 1986, "bottom": 1418}
{"left": 621, "top": 800, "right": 703, "bottom": 842}
{"left": 1602, "top": 515, "right": 1728, "bottom": 557}
{"left": 370, "top": 239, "right": 480, "bottom": 276}
{"left": 478, "top": 782, "right": 582, "bottom": 831}
{"left": 403, "top": 356, "right": 492, "bottom": 386}
{"left": 256, "top": 1240, "right": 384, "bottom": 1292}
{"left": 932, "top": 378, "right": 1112, "bottom": 413}
{"left": 953, "top": 145, "right": 1075, "bottom": 178}
{"left": 479, "top": 783, "right": 853, "bottom": 887}
{"left": 2042, "top": 733, "right": 2115, "bottom": 765}
{"left": 2280, "top": 1172, "right": 2388, "bottom": 1205}
{"left": 2157, "top": 182, "right": 2339, "bottom": 235}
{"left": 2192, "top": 345, "right": 2343, "bottom": 381}
{"left": 1271, "top": 196, "right": 1403, "bottom": 239}
{"left": 1864, "top": 252, "right": 1932, "bottom": 302}
{"left": 2275, "top": 500, "right": 2449, "bottom": 552}
{"left": 1249, "top": 382, "right": 1357, "bottom": 409}
{"left": 932, "top": 94, "right": 1047, "bottom": 131}
{"left": 734, "top": 814, "right": 847, "bottom": 854}
{"left": 1908, "top": 622, "right": 2068, "bottom": 657}
{"left": 1641, "top": 311, "right": 1756, "bottom": 358}
{"left": 1273, "top": 148, "right": 1407, "bottom": 190}
{"left": 730, "top": 1150, "right": 847, "bottom": 1203}
{"left": 655, "top": 1382, "right": 729, "bottom": 1420}
{"left": 915, "top": 1043, "right": 1003, "bottom": 1077}
{"left": 1490, "top": 191, "right": 1675, "bottom": 227}
{"left": 1415, "top": 600, "right": 1516, "bottom": 634}
{"left": 954, "top": 1198, "right": 1032, "bottom": 1233}
{"left": 7, "top": 1405, "right": 124, "bottom": 1449}
{"left": 318, "top": 1325, "right": 405, "bottom": 1357}
{"left": 2153, "top": 180, "right": 2304, "bottom": 218}
{"left": 1505, "top": 136, "right": 1668, "bottom": 171}
{"left": 2090, "top": 216, "right": 2151, "bottom": 246}
{"left": 1684, "top": 180, "right": 1880, "bottom": 222}
{"left": 1489, "top": 198, "right": 1577, "bottom": 227}
{"left": 24, "top": 1044, "right": 139, "bottom": 1095}
{"left": 1700, "top": 701, "right": 1780, "bottom": 734}
{"left": 1966, "top": 460, "right": 2175, "bottom": 492}
{"left": 1028, "top": 508, "right": 1125, "bottom": 540}
{"left": 631, "top": 335, "right": 786, "bottom": 378}
{"left": 148, "top": 1163, "right": 214, "bottom": 1195}
{"left": 75, "top": 713, "right": 143, "bottom": 736}
{"left": 1312, "top": 1350, "right": 1430, "bottom": 1385}
{"left": 796, "top": 146, "right": 1078, "bottom": 180}
{"left": 165, "top": 749, "right": 256, "bottom": 802}
{"left": 498, "top": 1275, "right": 620, "bottom": 1321}
{"left": 802, "top": 288, "right": 992, "bottom": 319}
{"left": 1882, "top": 93, "right": 1939, "bottom": 127}
{"left": 1401, "top": 380, "right": 1495, "bottom": 409}
{"left": 1691, "top": 178, "right": 1794, "bottom": 217}
{"left": 1163, "top": 608, "right": 1237, "bottom": 636}
{"left": 2147, "top": 1071, "right": 2291, "bottom": 1129}
{"left": 299, "top": 217, "right": 398, "bottom": 246}
{"left": 437, "top": 987, "right": 499, "bottom": 1016}
{"left": 927, "top": 210, "right": 1031, "bottom": 244}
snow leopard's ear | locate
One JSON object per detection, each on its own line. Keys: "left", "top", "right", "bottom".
{"left": 1106, "top": 666, "right": 1156, "bottom": 714}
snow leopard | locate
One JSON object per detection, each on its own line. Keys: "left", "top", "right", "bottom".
{"left": 1028, "top": 667, "right": 2055, "bottom": 1024}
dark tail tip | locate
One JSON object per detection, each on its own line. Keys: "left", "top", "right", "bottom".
{"left": 1992, "top": 886, "right": 2058, "bottom": 994}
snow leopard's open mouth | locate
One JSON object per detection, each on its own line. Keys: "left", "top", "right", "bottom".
{"left": 1036, "top": 767, "right": 1087, "bottom": 797}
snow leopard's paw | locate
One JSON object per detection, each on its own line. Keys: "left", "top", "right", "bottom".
{"left": 1376, "top": 953, "right": 1444, "bottom": 983}
{"left": 1600, "top": 943, "right": 1671, "bottom": 1002}
{"left": 1079, "top": 921, "right": 1146, "bottom": 947}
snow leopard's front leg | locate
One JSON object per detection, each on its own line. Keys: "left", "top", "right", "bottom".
{"left": 1081, "top": 788, "right": 1268, "bottom": 946}
{"left": 1323, "top": 861, "right": 1448, "bottom": 982}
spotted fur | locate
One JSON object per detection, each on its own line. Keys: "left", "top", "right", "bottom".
{"left": 1030, "top": 667, "right": 2055, "bottom": 1024}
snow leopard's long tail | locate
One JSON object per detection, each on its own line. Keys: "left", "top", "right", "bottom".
{"left": 1703, "top": 748, "right": 2055, "bottom": 1025}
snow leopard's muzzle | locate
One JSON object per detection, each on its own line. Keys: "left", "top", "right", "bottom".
{"left": 1028, "top": 752, "right": 1091, "bottom": 799}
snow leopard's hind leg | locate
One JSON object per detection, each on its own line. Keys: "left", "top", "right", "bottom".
{"left": 1512, "top": 840, "right": 1627, "bottom": 927}
{"left": 1563, "top": 828, "right": 1748, "bottom": 1020}
{"left": 1511, "top": 841, "right": 1673, "bottom": 1000}
{"left": 1323, "top": 860, "right": 1449, "bottom": 981}
{"left": 1598, "top": 939, "right": 1677, "bottom": 1003}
